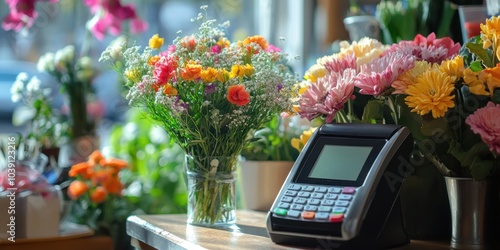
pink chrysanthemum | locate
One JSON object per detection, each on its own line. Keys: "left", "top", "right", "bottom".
{"left": 389, "top": 33, "right": 460, "bottom": 64}
{"left": 298, "top": 69, "right": 356, "bottom": 123}
{"left": 324, "top": 53, "right": 357, "bottom": 74}
{"left": 355, "top": 51, "right": 414, "bottom": 96}
{"left": 466, "top": 102, "right": 500, "bottom": 155}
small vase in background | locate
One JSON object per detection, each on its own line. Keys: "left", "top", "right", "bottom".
{"left": 185, "top": 155, "right": 238, "bottom": 226}
{"left": 238, "top": 160, "right": 293, "bottom": 211}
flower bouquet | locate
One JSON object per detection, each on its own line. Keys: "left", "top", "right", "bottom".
{"left": 100, "top": 6, "right": 297, "bottom": 225}
{"left": 294, "top": 15, "right": 500, "bottom": 242}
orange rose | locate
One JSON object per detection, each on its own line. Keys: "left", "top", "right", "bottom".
{"left": 180, "top": 64, "right": 202, "bottom": 81}
{"left": 90, "top": 186, "right": 108, "bottom": 204}
{"left": 227, "top": 85, "right": 250, "bottom": 106}
{"left": 68, "top": 162, "right": 92, "bottom": 179}
{"left": 103, "top": 177, "right": 124, "bottom": 195}
{"left": 67, "top": 180, "right": 89, "bottom": 200}
{"left": 243, "top": 35, "right": 268, "bottom": 50}
{"left": 88, "top": 150, "right": 104, "bottom": 166}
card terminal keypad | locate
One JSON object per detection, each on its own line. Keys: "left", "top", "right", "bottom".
{"left": 274, "top": 184, "right": 356, "bottom": 223}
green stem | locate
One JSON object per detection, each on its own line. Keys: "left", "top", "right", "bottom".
{"left": 386, "top": 95, "right": 399, "bottom": 125}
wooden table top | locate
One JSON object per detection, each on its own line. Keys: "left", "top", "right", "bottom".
{"left": 126, "top": 210, "right": 451, "bottom": 250}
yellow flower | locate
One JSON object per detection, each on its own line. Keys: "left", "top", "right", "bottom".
{"left": 243, "top": 64, "right": 254, "bottom": 77}
{"left": 217, "top": 37, "right": 230, "bottom": 48}
{"left": 463, "top": 68, "right": 490, "bottom": 95}
{"left": 149, "top": 34, "right": 164, "bottom": 49}
{"left": 480, "top": 16, "right": 500, "bottom": 50}
{"left": 439, "top": 55, "right": 465, "bottom": 80}
{"left": 405, "top": 69, "right": 455, "bottom": 118}
{"left": 125, "top": 68, "right": 141, "bottom": 82}
{"left": 291, "top": 127, "right": 317, "bottom": 152}
{"left": 216, "top": 68, "right": 230, "bottom": 82}
{"left": 304, "top": 64, "right": 327, "bottom": 83}
{"left": 230, "top": 65, "right": 248, "bottom": 79}
{"left": 484, "top": 64, "right": 500, "bottom": 95}
{"left": 200, "top": 67, "right": 218, "bottom": 83}
{"left": 339, "top": 37, "right": 386, "bottom": 66}
{"left": 393, "top": 61, "right": 433, "bottom": 94}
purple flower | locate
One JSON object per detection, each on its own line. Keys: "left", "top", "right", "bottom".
{"left": 466, "top": 102, "right": 500, "bottom": 154}
{"left": 205, "top": 83, "right": 216, "bottom": 95}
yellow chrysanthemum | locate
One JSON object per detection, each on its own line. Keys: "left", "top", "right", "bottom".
{"left": 405, "top": 70, "right": 455, "bottom": 118}
{"left": 439, "top": 55, "right": 465, "bottom": 80}
{"left": 291, "top": 127, "right": 317, "bottom": 152}
{"left": 480, "top": 16, "right": 500, "bottom": 50}
{"left": 200, "top": 67, "right": 218, "bottom": 83}
{"left": 393, "top": 61, "right": 433, "bottom": 94}
{"left": 484, "top": 64, "right": 500, "bottom": 95}
{"left": 304, "top": 64, "right": 327, "bottom": 83}
{"left": 148, "top": 34, "right": 164, "bottom": 49}
{"left": 216, "top": 68, "right": 230, "bottom": 82}
{"left": 463, "top": 68, "right": 490, "bottom": 95}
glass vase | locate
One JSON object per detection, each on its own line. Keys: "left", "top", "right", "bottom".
{"left": 185, "top": 155, "right": 237, "bottom": 226}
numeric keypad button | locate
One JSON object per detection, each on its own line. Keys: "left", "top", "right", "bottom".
{"left": 291, "top": 204, "right": 304, "bottom": 211}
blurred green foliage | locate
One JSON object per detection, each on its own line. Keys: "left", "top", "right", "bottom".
{"left": 109, "top": 108, "right": 187, "bottom": 214}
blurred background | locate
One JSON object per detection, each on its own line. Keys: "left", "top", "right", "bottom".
{"left": 0, "top": 0, "right": 487, "bottom": 136}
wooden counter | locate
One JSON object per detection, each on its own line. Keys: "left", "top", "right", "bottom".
{"left": 127, "top": 210, "right": 451, "bottom": 250}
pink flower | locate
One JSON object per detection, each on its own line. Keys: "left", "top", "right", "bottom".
{"left": 2, "top": 0, "right": 58, "bottom": 31}
{"left": 153, "top": 54, "right": 178, "bottom": 86}
{"left": 298, "top": 69, "right": 356, "bottom": 123}
{"left": 466, "top": 102, "right": 500, "bottom": 154}
{"left": 414, "top": 33, "right": 461, "bottom": 58}
{"left": 266, "top": 44, "right": 282, "bottom": 53}
{"left": 324, "top": 53, "right": 357, "bottom": 74}
{"left": 211, "top": 45, "right": 222, "bottom": 54}
{"left": 84, "top": 0, "right": 147, "bottom": 40}
{"left": 355, "top": 51, "right": 414, "bottom": 96}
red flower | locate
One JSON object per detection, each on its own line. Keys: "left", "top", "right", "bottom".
{"left": 227, "top": 85, "right": 250, "bottom": 106}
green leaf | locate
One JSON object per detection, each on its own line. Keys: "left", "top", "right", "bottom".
{"left": 362, "top": 99, "right": 384, "bottom": 123}
{"left": 470, "top": 158, "right": 494, "bottom": 181}
{"left": 466, "top": 40, "right": 493, "bottom": 68}
{"left": 395, "top": 95, "right": 426, "bottom": 140}
{"left": 469, "top": 61, "right": 484, "bottom": 72}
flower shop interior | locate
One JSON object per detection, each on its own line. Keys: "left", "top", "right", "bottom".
{"left": 3, "top": 0, "right": 500, "bottom": 249}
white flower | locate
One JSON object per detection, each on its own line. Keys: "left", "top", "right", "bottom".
{"left": 54, "top": 45, "right": 75, "bottom": 70}
{"left": 37, "top": 53, "right": 55, "bottom": 73}
{"left": 10, "top": 79, "right": 24, "bottom": 102}
{"left": 11, "top": 93, "right": 21, "bottom": 103}
{"left": 26, "top": 76, "right": 41, "bottom": 93}
{"left": 16, "top": 72, "right": 28, "bottom": 82}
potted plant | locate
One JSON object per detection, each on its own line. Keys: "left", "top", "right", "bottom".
{"left": 238, "top": 115, "right": 305, "bottom": 211}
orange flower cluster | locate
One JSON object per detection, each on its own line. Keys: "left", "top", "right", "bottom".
{"left": 67, "top": 150, "right": 127, "bottom": 204}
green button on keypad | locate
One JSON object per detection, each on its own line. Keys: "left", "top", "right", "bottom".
{"left": 274, "top": 208, "right": 288, "bottom": 216}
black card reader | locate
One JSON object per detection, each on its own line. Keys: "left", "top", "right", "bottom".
{"left": 266, "top": 123, "right": 413, "bottom": 249}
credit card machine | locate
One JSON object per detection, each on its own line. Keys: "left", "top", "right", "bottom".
{"left": 266, "top": 123, "right": 413, "bottom": 249}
